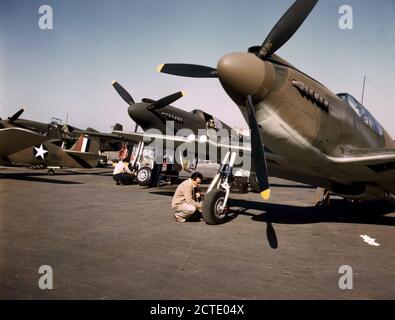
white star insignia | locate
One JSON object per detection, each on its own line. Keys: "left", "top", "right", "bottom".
{"left": 34, "top": 144, "right": 48, "bottom": 160}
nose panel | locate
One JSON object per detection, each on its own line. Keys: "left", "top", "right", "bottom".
{"left": 128, "top": 103, "right": 151, "bottom": 130}
{"left": 217, "top": 53, "right": 274, "bottom": 104}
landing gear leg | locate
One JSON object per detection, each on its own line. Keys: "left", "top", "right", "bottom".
{"left": 202, "top": 151, "right": 237, "bottom": 225}
{"left": 315, "top": 188, "right": 331, "bottom": 207}
{"left": 148, "top": 163, "right": 163, "bottom": 187}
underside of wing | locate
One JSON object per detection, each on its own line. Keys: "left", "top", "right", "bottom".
{"left": 327, "top": 148, "right": 395, "bottom": 193}
{"left": 112, "top": 130, "right": 196, "bottom": 145}
{"left": 328, "top": 148, "right": 395, "bottom": 175}
{"left": 113, "top": 131, "right": 329, "bottom": 187}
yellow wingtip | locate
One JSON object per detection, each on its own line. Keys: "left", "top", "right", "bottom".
{"left": 156, "top": 64, "right": 165, "bottom": 73}
{"left": 261, "top": 189, "right": 271, "bottom": 201}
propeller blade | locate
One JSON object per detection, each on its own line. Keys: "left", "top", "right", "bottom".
{"left": 148, "top": 91, "right": 187, "bottom": 110}
{"left": 8, "top": 108, "right": 25, "bottom": 123}
{"left": 157, "top": 64, "right": 218, "bottom": 78}
{"left": 112, "top": 81, "right": 135, "bottom": 105}
{"left": 246, "top": 95, "right": 270, "bottom": 200}
{"left": 257, "top": 0, "right": 318, "bottom": 59}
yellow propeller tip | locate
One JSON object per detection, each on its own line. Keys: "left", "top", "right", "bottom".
{"left": 111, "top": 80, "right": 117, "bottom": 85}
{"left": 156, "top": 64, "right": 165, "bottom": 72}
{"left": 181, "top": 91, "right": 187, "bottom": 97}
{"left": 261, "top": 189, "right": 271, "bottom": 201}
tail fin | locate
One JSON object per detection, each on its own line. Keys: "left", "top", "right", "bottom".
{"left": 85, "top": 127, "right": 100, "bottom": 133}
{"left": 113, "top": 123, "right": 123, "bottom": 131}
{"left": 70, "top": 134, "right": 100, "bottom": 154}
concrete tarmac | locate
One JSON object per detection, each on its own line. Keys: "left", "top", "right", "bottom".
{"left": 0, "top": 166, "right": 395, "bottom": 300}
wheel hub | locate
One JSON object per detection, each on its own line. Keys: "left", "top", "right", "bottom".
{"left": 138, "top": 170, "right": 147, "bottom": 181}
{"left": 215, "top": 197, "right": 226, "bottom": 217}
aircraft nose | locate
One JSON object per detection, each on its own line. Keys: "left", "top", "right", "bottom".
{"left": 217, "top": 53, "right": 275, "bottom": 104}
{"left": 128, "top": 103, "right": 150, "bottom": 129}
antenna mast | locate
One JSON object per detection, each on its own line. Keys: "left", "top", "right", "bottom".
{"left": 361, "top": 75, "right": 367, "bottom": 105}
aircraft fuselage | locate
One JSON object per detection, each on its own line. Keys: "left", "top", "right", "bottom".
{"left": 218, "top": 52, "right": 395, "bottom": 189}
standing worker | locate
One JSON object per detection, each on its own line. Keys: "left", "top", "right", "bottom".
{"left": 171, "top": 172, "right": 204, "bottom": 222}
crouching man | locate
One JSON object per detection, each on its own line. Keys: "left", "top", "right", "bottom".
{"left": 171, "top": 172, "right": 204, "bottom": 223}
{"left": 113, "top": 159, "right": 135, "bottom": 185}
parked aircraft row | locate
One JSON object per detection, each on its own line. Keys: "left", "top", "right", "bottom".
{"left": 2, "top": 0, "right": 395, "bottom": 226}
{"left": 0, "top": 108, "right": 124, "bottom": 174}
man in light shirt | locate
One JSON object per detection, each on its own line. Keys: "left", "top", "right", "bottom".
{"left": 171, "top": 172, "right": 204, "bottom": 223}
{"left": 113, "top": 159, "right": 135, "bottom": 185}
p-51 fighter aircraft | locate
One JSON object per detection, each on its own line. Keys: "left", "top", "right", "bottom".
{"left": 156, "top": 0, "right": 395, "bottom": 224}
{"left": 111, "top": 81, "right": 232, "bottom": 135}
{"left": 0, "top": 107, "right": 84, "bottom": 142}
{"left": 0, "top": 108, "right": 118, "bottom": 173}
{"left": 107, "top": 81, "right": 239, "bottom": 186}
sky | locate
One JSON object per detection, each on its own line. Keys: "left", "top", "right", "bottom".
{"left": 1, "top": 0, "right": 395, "bottom": 135}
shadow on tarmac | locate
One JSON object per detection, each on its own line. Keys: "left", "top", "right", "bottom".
{"left": 269, "top": 183, "right": 316, "bottom": 189}
{"left": 0, "top": 172, "right": 83, "bottom": 185}
{"left": 231, "top": 199, "right": 395, "bottom": 226}
{"left": 147, "top": 186, "right": 395, "bottom": 250}
{"left": 230, "top": 199, "right": 395, "bottom": 249}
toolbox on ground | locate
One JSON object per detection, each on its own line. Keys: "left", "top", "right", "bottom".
{"left": 230, "top": 176, "right": 249, "bottom": 194}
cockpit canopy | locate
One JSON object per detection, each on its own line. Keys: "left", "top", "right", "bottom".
{"left": 191, "top": 109, "right": 223, "bottom": 130}
{"left": 49, "top": 117, "right": 63, "bottom": 127}
{"left": 337, "top": 93, "right": 384, "bottom": 136}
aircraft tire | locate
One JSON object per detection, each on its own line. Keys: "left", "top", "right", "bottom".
{"left": 202, "top": 189, "right": 229, "bottom": 225}
{"left": 137, "top": 167, "right": 152, "bottom": 186}
{"left": 249, "top": 173, "right": 260, "bottom": 193}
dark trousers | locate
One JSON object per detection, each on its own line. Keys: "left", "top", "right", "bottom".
{"left": 113, "top": 173, "right": 135, "bottom": 185}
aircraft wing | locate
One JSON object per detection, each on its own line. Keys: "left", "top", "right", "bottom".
{"left": 72, "top": 130, "right": 124, "bottom": 140}
{"left": 0, "top": 127, "right": 49, "bottom": 157}
{"left": 111, "top": 130, "right": 287, "bottom": 164}
{"left": 113, "top": 130, "right": 329, "bottom": 186}
{"left": 113, "top": 130, "right": 251, "bottom": 151}
{"left": 327, "top": 147, "right": 395, "bottom": 183}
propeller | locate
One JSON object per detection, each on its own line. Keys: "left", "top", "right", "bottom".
{"left": 257, "top": 0, "right": 318, "bottom": 59}
{"left": 157, "top": 64, "right": 218, "bottom": 78}
{"left": 112, "top": 81, "right": 135, "bottom": 105}
{"left": 112, "top": 81, "right": 185, "bottom": 110}
{"left": 157, "top": 0, "right": 318, "bottom": 78}
{"left": 148, "top": 91, "right": 186, "bottom": 110}
{"left": 8, "top": 108, "right": 25, "bottom": 123}
{"left": 246, "top": 95, "right": 270, "bottom": 200}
